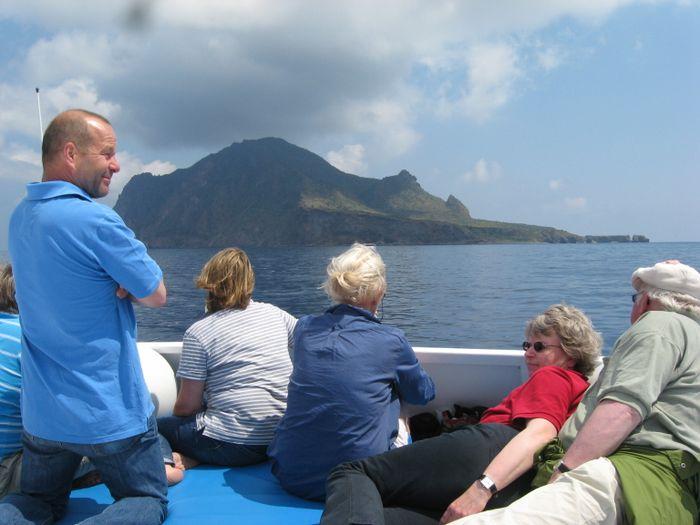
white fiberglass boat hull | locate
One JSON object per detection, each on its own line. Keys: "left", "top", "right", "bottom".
{"left": 137, "top": 342, "right": 530, "bottom": 419}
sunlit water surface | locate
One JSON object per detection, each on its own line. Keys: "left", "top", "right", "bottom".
{"left": 128, "top": 242, "right": 700, "bottom": 354}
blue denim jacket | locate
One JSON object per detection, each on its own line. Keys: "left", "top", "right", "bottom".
{"left": 269, "top": 304, "right": 435, "bottom": 500}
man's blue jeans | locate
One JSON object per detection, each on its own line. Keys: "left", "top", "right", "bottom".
{"left": 0, "top": 412, "right": 168, "bottom": 525}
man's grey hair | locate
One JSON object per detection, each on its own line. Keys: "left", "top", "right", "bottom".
{"left": 635, "top": 283, "right": 700, "bottom": 323}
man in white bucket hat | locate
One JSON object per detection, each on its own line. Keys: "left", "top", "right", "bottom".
{"left": 450, "top": 260, "right": 700, "bottom": 525}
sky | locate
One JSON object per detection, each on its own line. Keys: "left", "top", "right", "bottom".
{"left": 0, "top": 0, "right": 698, "bottom": 248}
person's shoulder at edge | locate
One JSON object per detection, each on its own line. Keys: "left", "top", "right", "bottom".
{"left": 234, "top": 300, "right": 296, "bottom": 325}
{"left": 93, "top": 201, "right": 132, "bottom": 227}
{"left": 184, "top": 314, "right": 215, "bottom": 337}
{"left": 295, "top": 308, "right": 335, "bottom": 327}
{"left": 611, "top": 311, "right": 697, "bottom": 360}
{"left": 184, "top": 301, "right": 281, "bottom": 329}
{"left": 636, "top": 309, "right": 699, "bottom": 331}
{"left": 331, "top": 311, "right": 411, "bottom": 348}
{"left": 184, "top": 306, "right": 245, "bottom": 336}
{"left": 377, "top": 322, "right": 409, "bottom": 343}
{"left": 246, "top": 299, "right": 293, "bottom": 316}
{"left": 47, "top": 195, "right": 127, "bottom": 233}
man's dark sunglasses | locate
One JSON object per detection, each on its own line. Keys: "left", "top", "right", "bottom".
{"left": 522, "top": 341, "right": 561, "bottom": 352}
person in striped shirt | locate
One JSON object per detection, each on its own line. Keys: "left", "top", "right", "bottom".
{"left": 157, "top": 248, "right": 296, "bottom": 483}
{"left": 0, "top": 264, "right": 22, "bottom": 498}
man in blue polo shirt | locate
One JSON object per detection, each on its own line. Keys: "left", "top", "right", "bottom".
{"left": 1, "top": 109, "right": 168, "bottom": 524}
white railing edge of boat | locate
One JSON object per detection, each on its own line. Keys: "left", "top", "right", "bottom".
{"left": 137, "top": 342, "right": 532, "bottom": 418}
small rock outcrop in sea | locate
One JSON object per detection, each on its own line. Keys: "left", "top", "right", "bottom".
{"left": 114, "top": 138, "right": 648, "bottom": 247}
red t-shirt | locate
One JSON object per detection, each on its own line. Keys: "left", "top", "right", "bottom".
{"left": 479, "top": 366, "right": 589, "bottom": 432}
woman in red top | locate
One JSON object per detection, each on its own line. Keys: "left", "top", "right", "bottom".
{"left": 321, "top": 304, "right": 602, "bottom": 525}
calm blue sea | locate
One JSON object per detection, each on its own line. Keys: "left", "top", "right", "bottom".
{"left": 4, "top": 243, "right": 699, "bottom": 353}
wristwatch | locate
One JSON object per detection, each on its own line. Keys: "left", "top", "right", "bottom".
{"left": 477, "top": 474, "right": 498, "bottom": 495}
{"left": 553, "top": 460, "right": 572, "bottom": 474}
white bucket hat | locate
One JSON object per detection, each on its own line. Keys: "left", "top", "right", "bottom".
{"left": 632, "top": 260, "right": 700, "bottom": 301}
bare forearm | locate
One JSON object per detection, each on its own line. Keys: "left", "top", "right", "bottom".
{"left": 117, "top": 281, "right": 167, "bottom": 308}
{"left": 133, "top": 281, "right": 167, "bottom": 308}
{"left": 561, "top": 400, "right": 641, "bottom": 469}
{"left": 484, "top": 421, "right": 556, "bottom": 489}
{"left": 172, "top": 379, "right": 205, "bottom": 417}
{"left": 440, "top": 419, "right": 556, "bottom": 523}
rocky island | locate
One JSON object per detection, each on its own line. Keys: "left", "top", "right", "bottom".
{"left": 115, "top": 138, "right": 649, "bottom": 247}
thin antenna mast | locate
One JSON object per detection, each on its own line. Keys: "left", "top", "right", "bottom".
{"left": 35, "top": 87, "right": 43, "bottom": 145}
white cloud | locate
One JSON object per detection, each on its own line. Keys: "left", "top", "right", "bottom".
{"left": 633, "top": 39, "right": 644, "bottom": 51}
{"left": 7, "top": 143, "right": 41, "bottom": 167}
{"left": 0, "top": 83, "right": 44, "bottom": 139}
{"left": 565, "top": 196, "right": 587, "bottom": 209}
{"left": 43, "top": 79, "right": 121, "bottom": 121}
{"left": 464, "top": 159, "right": 503, "bottom": 183}
{"left": 0, "top": 78, "right": 120, "bottom": 144}
{"left": 453, "top": 43, "right": 522, "bottom": 123}
{"left": 157, "top": 0, "right": 293, "bottom": 30}
{"left": 0, "top": 150, "right": 40, "bottom": 184}
{"left": 537, "top": 47, "right": 565, "bottom": 70}
{"left": 340, "top": 96, "right": 421, "bottom": 157}
{"left": 549, "top": 179, "right": 562, "bottom": 190}
{"left": 468, "top": 43, "right": 520, "bottom": 116}
{"left": 101, "top": 151, "right": 176, "bottom": 207}
{"left": 325, "top": 144, "right": 367, "bottom": 175}
{"left": 23, "top": 33, "right": 129, "bottom": 85}
{"left": 0, "top": 151, "right": 40, "bottom": 252}
{"left": 0, "top": 1, "right": 639, "bottom": 34}
{"left": 0, "top": 0, "right": 663, "bottom": 160}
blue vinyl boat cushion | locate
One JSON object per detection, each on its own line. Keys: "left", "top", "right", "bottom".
{"left": 60, "top": 462, "right": 323, "bottom": 524}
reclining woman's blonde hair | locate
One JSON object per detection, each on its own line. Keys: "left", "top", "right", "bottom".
{"left": 526, "top": 304, "right": 602, "bottom": 376}
{"left": 323, "top": 243, "right": 386, "bottom": 308}
{"left": 196, "top": 248, "right": 255, "bottom": 313}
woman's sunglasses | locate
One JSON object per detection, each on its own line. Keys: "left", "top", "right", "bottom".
{"left": 522, "top": 341, "right": 562, "bottom": 352}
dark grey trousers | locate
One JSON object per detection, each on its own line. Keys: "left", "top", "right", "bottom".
{"left": 322, "top": 423, "right": 533, "bottom": 525}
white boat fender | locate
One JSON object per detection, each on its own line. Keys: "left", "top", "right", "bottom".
{"left": 138, "top": 346, "right": 177, "bottom": 417}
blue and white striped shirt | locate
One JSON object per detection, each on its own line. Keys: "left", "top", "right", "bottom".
{"left": 0, "top": 313, "right": 22, "bottom": 459}
{"left": 177, "top": 300, "right": 296, "bottom": 445}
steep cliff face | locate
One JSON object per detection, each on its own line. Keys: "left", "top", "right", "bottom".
{"left": 115, "top": 137, "right": 590, "bottom": 247}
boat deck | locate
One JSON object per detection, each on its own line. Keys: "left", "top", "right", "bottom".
{"left": 61, "top": 462, "right": 323, "bottom": 524}
{"left": 59, "top": 344, "right": 531, "bottom": 524}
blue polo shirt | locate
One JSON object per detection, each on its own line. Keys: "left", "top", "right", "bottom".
{"left": 8, "top": 181, "right": 162, "bottom": 444}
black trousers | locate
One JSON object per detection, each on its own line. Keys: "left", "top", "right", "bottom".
{"left": 321, "top": 423, "right": 533, "bottom": 525}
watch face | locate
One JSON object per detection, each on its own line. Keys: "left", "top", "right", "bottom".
{"left": 479, "top": 475, "right": 497, "bottom": 494}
